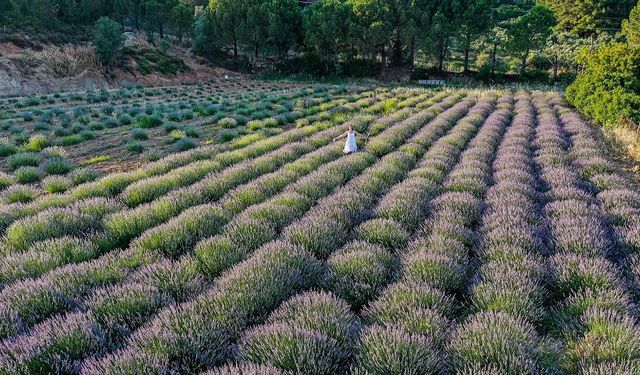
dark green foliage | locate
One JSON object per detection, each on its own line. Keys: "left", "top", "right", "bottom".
{"left": 125, "top": 47, "right": 190, "bottom": 75}
{"left": 93, "top": 17, "right": 125, "bottom": 66}
{"left": 623, "top": 1, "right": 640, "bottom": 47}
{"left": 566, "top": 43, "right": 640, "bottom": 127}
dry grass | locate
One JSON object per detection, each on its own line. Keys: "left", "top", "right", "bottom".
{"left": 36, "top": 44, "right": 101, "bottom": 77}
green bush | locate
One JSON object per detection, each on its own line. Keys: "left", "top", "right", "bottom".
{"left": 42, "top": 175, "right": 73, "bottom": 193}
{"left": 131, "top": 128, "right": 148, "bottom": 140}
{"left": 135, "top": 114, "right": 163, "bottom": 128}
{"left": 127, "top": 141, "right": 145, "bottom": 153}
{"left": 14, "top": 166, "right": 42, "bottom": 183}
{"left": 41, "top": 157, "right": 73, "bottom": 175}
{"left": 218, "top": 117, "right": 238, "bottom": 129}
{"left": 70, "top": 168, "right": 99, "bottom": 184}
{"left": 566, "top": 43, "right": 640, "bottom": 127}
{"left": 8, "top": 152, "right": 39, "bottom": 170}
{"left": 93, "top": 17, "right": 124, "bottom": 66}
{"left": 61, "top": 134, "right": 84, "bottom": 146}
{"left": 175, "top": 137, "right": 197, "bottom": 151}
{"left": 0, "top": 139, "right": 17, "bottom": 156}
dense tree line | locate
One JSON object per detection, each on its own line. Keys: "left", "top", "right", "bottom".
{"left": 1, "top": 0, "right": 637, "bottom": 81}
{"left": 191, "top": 0, "right": 636, "bottom": 78}
{"left": 0, "top": 0, "right": 199, "bottom": 40}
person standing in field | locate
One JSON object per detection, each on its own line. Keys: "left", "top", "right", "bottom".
{"left": 333, "top": 125, "right": 368, "bottom": 154}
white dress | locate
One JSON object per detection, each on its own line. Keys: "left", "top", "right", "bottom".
{"left": 344, "top": 131, "right": 357, "bottom": 154}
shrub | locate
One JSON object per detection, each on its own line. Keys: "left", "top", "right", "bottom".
{"left": 131, "top": 128, "right": 148, "bottom": 140}
{"left": 184, "top": 127, "right": 201, "bottom": 138}
{"left": 239, "top": 323, "right": 349, "bottom": 374}
{"left": 284, "top": 216, "right": 347, "bottom": 259}
{"left": 135, "top": 114, "right": 163, "bottom": 128}
{"left": 3, "top": 185, "right": 39, "bottom": 203}
{"left": 5, "top": 198, "right": 120, "bottom": 250}
{"left": 40, "top": 157, "right": 73, "bottom": 175}
{"left": 364, "top": 282, "right": 455, "bottom": 342}
{"left": 219, "top": 130, "right": 237, "bottom": 142}
{"left": 87, "top": 283, "right": 162, "bottom": 340}
{"left": 0, "top": 237, "right": 97, "bottom": 285}
{"left": 402, "top": 240, "right": 468, "bottom": 293}
{"left": 325, "top": 241, "right": 394, "bottom": 309}
{"left": 567, "top": 42, "right": 640, "bottom": 128}
{"left": 169, "top": 129, "right": 186, "bottom": 142}
{"left": 21, "top": 111, "right": 34, "bottom": 121}
{"left": 93, "top": 17, "right": 124, "bottom": 66}
{"left": 15, "top": 166, "right": 43, "bottom": 184}
{"left": 0, "top": 279, "right": 75, "bottom": 339}
{"left": 134, "top": 204, "right": 230, "bottom": 257}
{"left": 61, "top": 134, "right": 84, "bottom": 146}
{"left": 356, "top": 218, "right": 410, "bottom": 249}
{"left": 194, "top": 235, "right": 239, "bottom": 278}
{"left": 127, "top": 141, "right": 144, "bottom": 153}
{"left": 8, "top": 152, "right": 39, "bottom": 170}
{"left": 203, "top": 364, "right": 286, "bottom": 375}
{"left": 42, "top": 175, "right": 73, "bottom": 193}
{"left": 354, "top": 325, "right": 441, "bottom": 374}
{"left": 1, "top": 312, "right": 106, "bottom": 373}
{"left": 247, "top": 119, "right": 264, "bottom": 131}
{"left": 0, "top": 172, "right": 15, "bottom": 190}
{"left": 449, "top": 311, "right": 556, "bottom": 374}
{"left": 218, "top": 117, "right": 238, "bottom": 128}
{"left": 175, "top": 137, "right": 197, "bottom": 151}
{"left": 70, "top": 168, "right": 99, "bottom": 184}
{"left": 0, "top": 138, "right": 17, "bottom": 156}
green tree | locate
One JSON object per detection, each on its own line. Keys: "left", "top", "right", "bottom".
{"left": 544, "top": 30, "right": 586, "bottom": 80}
{"left": 264, "top": 0, "right": 302, "bottom": 59}
{"left": 623, "top": 1, "right": 640, "bottom": 47}
{"left": 193, "top": 9, "right": 223, "bottom": 59}
{"left": 303, "top": 0, "right": 355, "bottom": 65}
{"left": 506, "top": 4, "right": 555, "bottom": 74}
{"left": 567, "top": 42, "right": 640, "bottom": 126}
{"left": 172, "top": 2, "right": 194, "bottom": 43}
{"left": 143, "top": 0, "right": 178, "bottom": 38}
{"left": 0, "top": 0, "right": 23, "bottom": 30}
{"left": 208, "top": 0, "right": 244, "bottom": 58}
{"left": 426, "top": 7, "right": 457, "bottom": 72}
{"left": 113, "top": 0, "right": 132, "bottom": 26}
{"left": 542, "top": 0, "right": 635, "bottom": 36}
{"left": 240, "top": 0, "right": 268, "bottom": 59}
{"left": 458, "top": 0, "right": 492, "bottom": 72}
{"left": 349, "top": 0, "right": 395, "bottom": 64}
{"left": 93, "top": 17, "right": 125, "bottom": 67}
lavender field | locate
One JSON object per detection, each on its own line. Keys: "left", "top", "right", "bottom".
{"left": 0, "top": 86, "right": 639, "bottom": 374}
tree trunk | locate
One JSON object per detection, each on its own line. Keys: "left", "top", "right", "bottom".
{"left": 463, "top": 46, "right": 470, "bottom": 73}
{"left": 159, "top": 23, "right": 164, "bottom": 39}
{"left": 391, "top": 35, "right": 403, "bottom": 67}
{"left": 490, "top": 42, "right": 497, "bottom": 75}
{"left": 409, "top": 37, "right": 415, "bottom": 68}
{"left": 553, "top": 56, "right": 558, "bottom": 82}
{"left": 520, "top": 49, "right": 529, "bottom": 75}
{"left": 462, "top": 30, "right": 471, "bottom": 73}
{"left": 254, "top": 42, "right": 258, "bottom": 59}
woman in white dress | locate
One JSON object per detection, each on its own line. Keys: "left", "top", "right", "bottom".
{"left": 333, "top": 125, "right": 368, "bottom": 154}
